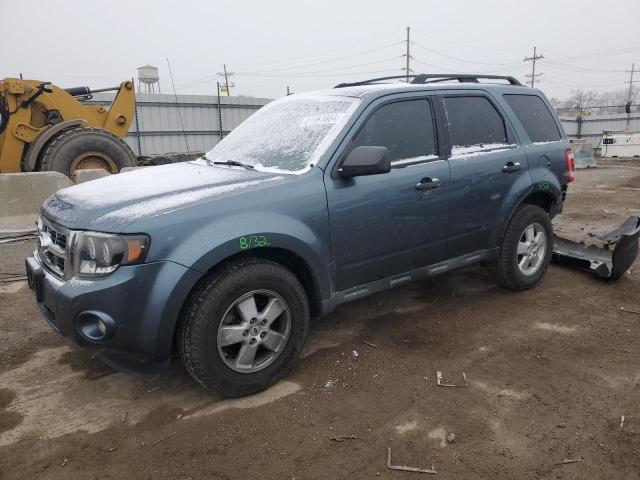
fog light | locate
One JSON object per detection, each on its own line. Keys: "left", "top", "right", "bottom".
{"left": 76, "top": 310, "right": 116, "bottom": 342}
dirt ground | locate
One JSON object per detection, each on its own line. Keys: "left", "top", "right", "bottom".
{"left": 1, "top": 159, "right": 639, "bottom": 480}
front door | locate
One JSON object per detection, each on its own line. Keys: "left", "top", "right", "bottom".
{"left": 325, "top": 96, "right": 451, "bottom": 291}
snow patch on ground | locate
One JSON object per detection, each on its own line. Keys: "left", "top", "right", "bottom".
{"left": 395, "top": 420, "right": 419, "bottom": 434}
{"left": 535, "top": 322, "right": 577, "bottom": 334}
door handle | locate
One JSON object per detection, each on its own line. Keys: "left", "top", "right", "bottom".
{"left": 415, "top": 177, "right": 441, "bottom": 191}
{"left": 502, "top": 161, "right": 521, "bottom": 173}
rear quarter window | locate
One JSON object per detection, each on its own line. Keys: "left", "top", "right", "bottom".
{"left": 504, "top": 94, "right": 561, "bottom": 143}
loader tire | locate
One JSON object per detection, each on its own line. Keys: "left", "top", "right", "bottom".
{"left": 39, "top": 127, "right": 136, "bottom": 179}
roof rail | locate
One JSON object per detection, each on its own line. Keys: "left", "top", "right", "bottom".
{"left": 334, "top": 74, "right": 523, "bottom": 89}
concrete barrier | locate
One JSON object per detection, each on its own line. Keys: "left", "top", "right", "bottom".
{"left": 0, "top": 172, "right": 72, "bottom": 238}
{"left": 571, "top": 139, "right": 597, "bottom": 169}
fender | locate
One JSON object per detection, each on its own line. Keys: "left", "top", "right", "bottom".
{"left": 125, "top": 180, "right": 334, "bottom": 302}
{"left": 489, "top": 168, "right": 562, "bottom": 247}
{"left": 185, "top": 215, "right": 331, "bottom": 300}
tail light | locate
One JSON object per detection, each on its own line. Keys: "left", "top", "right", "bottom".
{"left": 565, "top": 149, "right": 575, "bottom": 183}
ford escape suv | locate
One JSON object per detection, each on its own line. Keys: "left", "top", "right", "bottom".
{"left": 26, "top": 74, "right": 575, "bottom": 397}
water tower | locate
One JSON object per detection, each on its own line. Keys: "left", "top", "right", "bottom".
{"left": 137, "top": 65, "right": 160, "bottom": 93}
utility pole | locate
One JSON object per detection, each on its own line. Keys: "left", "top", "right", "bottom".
{"left": 404, "top": 26, "right": 411, "bottom": 82}
{"left": 625, "top": 63, "right": 637, "bottom": 128}
{"left": 223, "top": 64, "right": 230, "bottom": 96}
{"left": 217, "top": 65, "right": 234, "bottom": 96}
{"left": 524, "top": 46, "right": 544, "bottom": 88}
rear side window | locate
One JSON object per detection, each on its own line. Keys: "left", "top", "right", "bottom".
{"left": 504, "top": 94, "right": 561, "bottom": 143}
{"left": 352, "top": 99, "right": 437, "bottom": 163}
{"left": 443, "top": 96, "right": 507, "bottom": 147}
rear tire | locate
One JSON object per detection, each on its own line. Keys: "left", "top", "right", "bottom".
{"left": 39, "top": 126, "right": 136, "bottom": 179}
{"left": 494, "top": 205, "right": 553, "bottom": 291}
{"left": 178, "top": 258, "right": 310, "bottom": 397}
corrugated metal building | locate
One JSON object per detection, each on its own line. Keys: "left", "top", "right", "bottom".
{"left": 89, "top": 93, "right": 272, "bottom": 156}
{"left": 89, "top": 92, "right": 638, "bottom": 156}
{"left": 560, "top": 112, "right": 640, "bottom": 147}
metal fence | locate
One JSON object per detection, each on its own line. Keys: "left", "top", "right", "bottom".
{"left": 89, "top": 92, "right": 272, "bottom": 156}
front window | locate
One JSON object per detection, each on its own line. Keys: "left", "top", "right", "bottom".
{"left": 204, "top": 95, "right": 359, "bottom": 174}
{"left": 351, "top": 99, "right": 438, "bottom": 165}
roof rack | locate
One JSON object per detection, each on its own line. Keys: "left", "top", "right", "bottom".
{"left": 334, "top": 74, "right": 523, "bottom": 89}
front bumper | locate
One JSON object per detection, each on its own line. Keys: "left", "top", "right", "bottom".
{"left": 553, "top": 216, "right": 640, "bottom": 280}
{"left": 25, "top": 252, "right": 201, "bottom": 373}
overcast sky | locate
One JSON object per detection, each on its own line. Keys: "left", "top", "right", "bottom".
{"left": 2, "top": 0, "right": 639, "bottom": 101}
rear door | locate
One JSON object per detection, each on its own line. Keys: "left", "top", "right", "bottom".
{"left": 502, "top": 93, "right": 568, "bottom": 184}
{"left": 442, "top": 92, "right": 528, "bottom": 257}
{"left": 325, "top": 95, "right": 451, "bottom": 291}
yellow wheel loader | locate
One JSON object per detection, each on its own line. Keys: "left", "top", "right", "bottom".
{"left": 0, "top": 78, "right": 137, "bottom": 179}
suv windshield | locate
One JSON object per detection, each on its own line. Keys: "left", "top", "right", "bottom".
{"left": 203, "top": 95, "right": 359, "bottom": 174}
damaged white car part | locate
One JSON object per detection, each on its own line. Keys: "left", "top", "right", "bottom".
{"left": 552, "top": 216, "right": 640, "bottom": 280}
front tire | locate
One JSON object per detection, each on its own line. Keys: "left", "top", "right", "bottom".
{"left": 178, "top": 258, "right": 310, "bottom": 397}
{"left": 494, "top": 205, "right": 553, "bottom": 291}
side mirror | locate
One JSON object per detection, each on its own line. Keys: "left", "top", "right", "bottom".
{"left": 338, "top": 146, "right": 390, "bottom": 178}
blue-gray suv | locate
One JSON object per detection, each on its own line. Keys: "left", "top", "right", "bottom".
{"left": 26, "top": 74, "right": 575, "bottom": 397}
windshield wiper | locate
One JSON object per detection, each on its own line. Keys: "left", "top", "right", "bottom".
{"left": 213, "top": 160, "right": 255, "bottom": 170}
{"left": 201, "top": 154, "right": 214, "bottom": 166}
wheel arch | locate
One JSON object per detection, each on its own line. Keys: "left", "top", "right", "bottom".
{"left": 518, "top": 190, "right": 557, "bottom": 215}
{"left": 491, "top": 186, "right": 559, "bottom": 249}
{"left": 171, "top": 245, "right": 324, "bottom": 355}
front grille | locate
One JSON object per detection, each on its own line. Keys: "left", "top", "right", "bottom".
{"left": 37, "top": 217, "right": 71, "bottom": 279}
{"left": 42, "top": 222, "right": 68, "bottom": 249}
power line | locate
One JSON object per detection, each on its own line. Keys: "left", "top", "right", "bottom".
{"left": 554, "top": 46, "right": 640, "bottom": 62}
{"left": 234, "top": 67, "right": 401, "bottom": 79}
{"left": 544, "top": 59, "right": 627, "bottom": 74}
{"left": 524, "top": 46, "right": 544, "bottom": 88}
{"left": 237, "top": 55, "right": 402, "bottom": 76}
{"left": 233, "top": 30, "right": 401, "bottom": 67}
{"left": 237, "top": 42, "right": 403, "bottom": 74}
{"left": 542, "top": 75, "right": 625, "bottom": 89}
{"left": 411, "top": 41, "right": 521, "bottom": 66}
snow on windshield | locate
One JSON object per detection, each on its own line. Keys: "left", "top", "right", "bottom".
{"left": 204, "top": 95, "right": 359, "bottom": 174}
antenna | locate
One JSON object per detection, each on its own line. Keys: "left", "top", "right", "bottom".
{"left": 166, "top": 58, "right": 191, "bottom": 158}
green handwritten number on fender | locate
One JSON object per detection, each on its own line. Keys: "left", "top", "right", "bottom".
{"left": 535, "top": 181, "right": 550, "bottom": 191}
{"left": 240, "top": 235, "right": 269, "bottom": 250}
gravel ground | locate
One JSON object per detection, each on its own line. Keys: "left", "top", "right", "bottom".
{"left": 1, "top": 159, "right": 639, "bottom": 480}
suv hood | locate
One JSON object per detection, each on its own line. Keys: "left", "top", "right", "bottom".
{"left": 41, "top": 162, "right": 288, "bottom": 231}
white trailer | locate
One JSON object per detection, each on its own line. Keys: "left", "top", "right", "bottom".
{"left": 597, "top": 131, "right": 640, "bottom": 157}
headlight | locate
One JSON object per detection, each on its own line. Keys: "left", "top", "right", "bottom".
{"left": 73, "top": 232, "right": 150, "bottom": 277}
